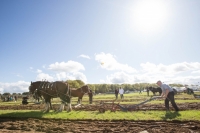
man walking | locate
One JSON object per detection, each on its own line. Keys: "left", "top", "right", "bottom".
{"left": 156, "top": 80, "right": 179, "bottom": 112}
{"left": 119, "top": 87, "right": 124, "bottom": 100}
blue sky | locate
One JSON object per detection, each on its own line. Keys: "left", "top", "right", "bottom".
{"left": 0, "top": 0, "right": 200, "bottom": 93}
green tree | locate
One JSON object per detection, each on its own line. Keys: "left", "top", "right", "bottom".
{"left": 75, "top": 80, "right": 85, "bottom": 86}
{"left": 3, "top": 92, "right": 11, "bottom": 96}
{"left": 66, "top": 80, "right": 85, "bottom": 88}
{"left": 66, "top": 80, "right": 79, "bottom": 88}
{"left": 12, "top": 93, "right": 17, "bottom": 95}
{"left": 88, "top": 84, "right": 95, "bottom": 92}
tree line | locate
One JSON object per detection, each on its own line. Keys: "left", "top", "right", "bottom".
{"left": 65, "top": 80, "right": 184, "bottom": 94}
{"left": 0, "top": 80, "right": 185, "bottom": 96}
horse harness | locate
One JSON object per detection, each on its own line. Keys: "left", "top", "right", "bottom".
{"left": 34, "top": 81, "right": 71, "bottom": 98}
{"left": 80, "top": 85, "right": 89, "bottom": 94}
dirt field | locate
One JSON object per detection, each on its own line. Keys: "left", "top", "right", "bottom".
{"left": 0, "top": 102, "right": 200, "bottom": 132}
{"left": 0, "top": 117, "right": 200, "bottom": 133}
{"left": 0, "top": 102, "right": 200, "bottom": 111}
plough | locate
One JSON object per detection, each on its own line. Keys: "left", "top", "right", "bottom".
{"left": 98, "top": 96, "right": 162, "bottom": 113}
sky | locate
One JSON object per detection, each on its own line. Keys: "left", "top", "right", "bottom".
{"left": 0, "top": 0, "right": 200, "bottom": 93}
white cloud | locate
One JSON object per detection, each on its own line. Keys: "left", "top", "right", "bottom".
{"left": 36, "top": 73, "right": 54, "bottom": 81}
{"left": 72, "top": 72, "right": 87, "bottom": 83}
{"left": 0, "top": 81, "right": 30, "bottom": 94}
{"left": 78, "top": 54, "right": 91, "bottom": 59}
{"left": 95, "top": 52, "right": 137, "bottom": 73}
{"left": 141, "top": 62, "right": 200, "bottom": 75}
{"left": 56, "top": 72, "right": 68, "bottom": 81}
{"left": 48, "top": 61, "right": 85, "bottom": 72}
{"left": 37, "top": 69, "right": 42, "bottom": 73}
{"left": 101, "top": 72, "right": 139, "bottom": 84}
{"left": 192, "top": 70, "right": 200, "bottom": 74}
{"left": 29, "top": 67, "right": 33, "bottom": 70}
{"left": 99, "top": 62, "right": 200, "bottom": 85}
{"left": 46, "top": 61, "right": 87, "bottom": 82}
{"left": 55, "top": 72, "right": 87, "bottom": 83}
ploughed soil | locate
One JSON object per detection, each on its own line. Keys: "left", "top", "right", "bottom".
{"left": 0, "top": 102, "right": 200, "bottom": 111}
{"left": 1, "top": 99, "right": 200, "bottom": 133}
{"left": 0, "top": 118, "right": 200, "bottom": 133}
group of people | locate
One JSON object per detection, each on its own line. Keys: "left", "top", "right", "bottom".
{"left": 3, "top": 95, "right": 18, "bottom": 102}
{"left": 114, "top": 80, "right": 179, "bottom": 112}
{"left": 115, "top": 87, "right": 124, "bottom": 100}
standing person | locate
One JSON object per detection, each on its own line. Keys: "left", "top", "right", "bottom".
{"left": 156, "top": 80, "right": 179, "bottom": 112}
{"left": 114, "top": 88, "right": 119, "bottom": 99}
{"left": 88, "top": 90, "right": 93, "bottom": 104}
{"left": 139, "top": 88, "right": 142, "bottom": 94}
{"left": 14, "top": 95, "right": 17, "bottom": 102}
{"left": 119, "top": 87, "right": 124, "bottom": 100}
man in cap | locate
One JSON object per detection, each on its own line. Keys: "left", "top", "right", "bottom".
{"left": 156, "top": 80, "right": 179, "bottom": 112}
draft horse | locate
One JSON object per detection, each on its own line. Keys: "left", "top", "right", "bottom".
{"left": 32, "top": 91, "right": 41, "bottom": 103}
{"left": 29, "top": 81, "right": 72, "bottom": 113}
{"left": 71, "top": 85, "right": 93, "bottom": 104}
{"left": 147, "top": 86, "right": 162, "bottom": 96}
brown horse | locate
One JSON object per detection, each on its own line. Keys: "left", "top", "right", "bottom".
{"left": 29, "top": 81, "right": 72, "bottom": 113}
{"left": 71, "top": 85, "right": 93, "bottom": 104}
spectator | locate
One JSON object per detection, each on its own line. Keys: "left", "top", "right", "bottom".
{"left": 119, "top": 87, "right": 124, "bottom": 100}
{"left": 88, "top": 90, "right": 93, "bottom": 104}
{"left": 139, "top": 88, "right": 142, "bottom": 94}
{"left": 14, "top": 95, "right": 17, "bottom": 101}
{"left": 114, "top": 88, "right": 119, "bottom": 99}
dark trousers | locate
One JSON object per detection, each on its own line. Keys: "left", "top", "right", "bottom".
{"left": 89, "top": 96, "right": 93, "bottom": 104}
{"left": 165, "top": 91, "right": 179, "bottom": 111}
{"left": 115, "top": 94, "right": 118, "bottom": 99}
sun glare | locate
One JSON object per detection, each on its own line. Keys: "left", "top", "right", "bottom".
{"left": 132, "top": 0, "right": 168, "bottom": 34}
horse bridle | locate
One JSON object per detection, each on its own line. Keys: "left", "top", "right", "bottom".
{"left": 80, "top": 85, "right": 90, "bottom": 94}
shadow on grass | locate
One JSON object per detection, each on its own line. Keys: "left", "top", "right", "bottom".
{"left": 161, "top": 111, "right": 181, "bottom": 120}
{"left": 0, "top": 111, "right": 47, "bottom": 118}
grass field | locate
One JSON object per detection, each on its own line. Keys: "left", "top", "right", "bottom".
{"left": 0, "top": 92, "right": 200, "bottom": 121}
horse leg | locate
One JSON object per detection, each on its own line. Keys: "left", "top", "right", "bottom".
{"left": 66, "top": 102, "right": 72, "bottom": 112}
{"left": 78, "top": 97, "right": 82, "bottom": 104}
{"left": 57, "top": 95, "right": 66, "bottom": 112}
{"left": 77, "top": 98, "right": 79, "bottom": 104}
{"left": 50, "top": 100, "right": 53, "bottom": 110}
{"left": 46, "top": 102, "right": 50, "bottom": 113}
{"left": 77, "top": 97, "right": 81, "bottom": 104}
{"left": 57, "top": 102, "right": 65, "bottom": 112}
{"left": 43, "top": 101, "right": 50, "bottom": 113}
{"left": 43, "top": 102, "right": 48, "bottom": 113}
{"left": 37, "top": 97, "right": 39, "bottom": 103}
